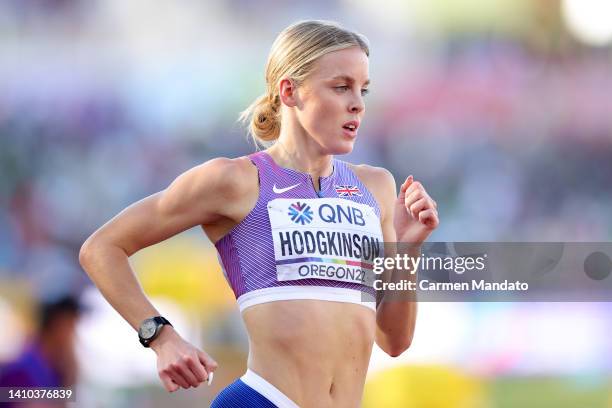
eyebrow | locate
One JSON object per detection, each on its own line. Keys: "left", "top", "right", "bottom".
{"left": 330, "top": 75, "right": 370, "bottom": 86}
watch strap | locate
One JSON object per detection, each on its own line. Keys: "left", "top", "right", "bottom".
{"left": 152, "top": 316, "right": 172, "bottom": 327}
{"left": 139, "top": 316, "right": 173, "bottom": 348}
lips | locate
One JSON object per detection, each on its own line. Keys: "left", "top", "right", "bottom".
{"left": 342, "top": 120, "right": 360, "bottom": 131}
{"left": 342, "top": 120, "right": 359, "bottom": 139}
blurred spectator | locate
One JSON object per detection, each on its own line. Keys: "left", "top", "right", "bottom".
{"left": 0, "top": 295, "right": 82, "bottom": 407}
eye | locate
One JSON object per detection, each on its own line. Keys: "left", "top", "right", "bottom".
{"left": 361, "top": 89, "right": 370, "bottom": 96}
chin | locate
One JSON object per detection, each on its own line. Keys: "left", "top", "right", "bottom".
{"left": 328, "top": 141, "right": 354, "bottom": 156}
{"left": 315, "top": 131, "right": 356, "bottom": 155}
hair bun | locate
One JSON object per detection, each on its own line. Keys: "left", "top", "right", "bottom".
{"left": 252, "top": 96, "right": 281, "bottom": 142}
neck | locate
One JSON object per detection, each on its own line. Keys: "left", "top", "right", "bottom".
{"left": 268, "top": 118, "right": 334, "bottom": 181}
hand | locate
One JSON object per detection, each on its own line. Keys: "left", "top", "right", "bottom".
{"left": 150, "top": 325, "right": 218, "bottom": 392}
{"left": 394, "top": 175, "right": 439, "bottom": 243}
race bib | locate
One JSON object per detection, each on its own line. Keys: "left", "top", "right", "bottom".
{"left": 267, "top": 198, "right": 383, "bottom": 286}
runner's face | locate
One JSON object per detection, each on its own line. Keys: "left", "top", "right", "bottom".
{"left": 296, "top": 47, "right": 369, "bottom": 155}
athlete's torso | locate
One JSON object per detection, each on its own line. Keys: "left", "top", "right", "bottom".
{"left": 243, "top": 299, "right": 375, "bottom": 408}
{"left": 215, "top": 150, "right": 382, "bottom": 310}
{"left": 206, "top": 150, "right": 385, "bottom": 407}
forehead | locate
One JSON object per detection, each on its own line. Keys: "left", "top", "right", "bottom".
{"left": 309, "top": 47, "right": 369, "bottom": 83}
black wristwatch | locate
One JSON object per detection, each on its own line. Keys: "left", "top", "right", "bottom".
{"left": 138, "top": 316, "right": 172, "bottom": 348}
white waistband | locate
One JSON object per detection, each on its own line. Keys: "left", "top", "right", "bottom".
{"left": 237, "top": 286, "right": 377, "bottom": 313}
{"left": 241, "top": 368, "right": 300, "bottom": 408}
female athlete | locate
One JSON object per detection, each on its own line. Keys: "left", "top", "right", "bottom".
{"left": 79, "top": 20, "right": 439, "bottom": 407}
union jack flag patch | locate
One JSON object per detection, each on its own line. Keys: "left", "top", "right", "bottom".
{"left": 334, "top": 185, "right": 362, "bottom": 197}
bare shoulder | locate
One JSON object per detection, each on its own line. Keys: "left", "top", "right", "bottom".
{"left": 208, "top": 156, "right": 256, "bottom": 191}
{"left": 348, "top": 163, "right": 396, "bottom": 198}
{"left": 181, "top": 156, "right": 255, "bottom": 196}
{"left": 347, "top": 163, "right": 396, "bottom": 218}
{"left": 160, "top": 155, "right": 258, "bottom": 219}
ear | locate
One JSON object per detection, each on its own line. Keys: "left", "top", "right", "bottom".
{"left": 278, "top": 78, "right": 298, "bottom": 108}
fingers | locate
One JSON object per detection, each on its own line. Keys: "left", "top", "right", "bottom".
{"left": 408, "top": 197, "right": 430, "bottom": 220}
{"left": 400, "top": 175, "right": 413, "bottom": 191}
{"left": 161, "top": 365, "right": 190, "bottom": 390}
{"left": 403, "top": 179, "right": 437, "bottom": 219}
{"left": 176, "top": 359, "right": 200, "bottom": 387}
{"left": 406, "top": 190, "right": 436, "bottom": 210}
{"left": 399, "top": 175, "right": 413, "bottom": 198}
{"left": 404, "top": 179, "right": 423, "bottom": 198}
{"left": 171, "top": 365, "right": 191, "bottom": 389}
{"left": 159, "top": 352, "right": 217, "bottom": 392}
{"left": 401, "top": 178, "right": 433, "bottom": 207}
{"left": 399, "top": 175, "right": 439, "bottom": 229}
{"left": 199, "top": 351, "right": 218, "bottom": 385}
{"left": 418, "top": 208, "right": 439, "bottom": 229}
{"left": 198, "top": 350, "right": 219, "bottom": 374}
{"left": 404, "top": 189, "right": 424, "bottom": 208}
{"left": 186, "top": 355, "right": 208, "bottom": 383}
{"left": 159, "top": 371, "right": 180, "bottom": 393}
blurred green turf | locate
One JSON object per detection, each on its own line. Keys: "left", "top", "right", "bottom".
{"left": 491, "top": 376, "right": 612, "bottom": 408}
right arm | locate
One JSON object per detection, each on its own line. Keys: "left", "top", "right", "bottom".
{"left": 79, "top": 157, "right": 251, "bottom": 392}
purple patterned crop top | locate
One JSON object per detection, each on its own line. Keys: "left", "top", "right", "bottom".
{"left": 215, "top": 151, "right": 383, "bottom": 312}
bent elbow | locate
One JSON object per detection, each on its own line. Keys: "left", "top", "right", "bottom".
{"left": 386, "top": 337, "right": 413, "bottom": 358}
{"left": 79, "top": 235, "right": 110, "bottom": 270}
{"left": 387, "top": 345, "right": 408, "bottom": 358}
{"left": 79, "top": 238, "right": 97, "bottom": 269}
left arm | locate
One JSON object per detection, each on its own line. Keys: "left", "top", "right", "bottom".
{"left": 354, "top": 166, "right": 439, "bottom": 357}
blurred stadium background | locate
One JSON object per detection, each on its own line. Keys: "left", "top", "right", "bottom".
{"left": 1, "top": 0, "right": 611, "bottom": 407}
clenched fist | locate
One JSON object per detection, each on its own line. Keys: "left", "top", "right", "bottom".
{"left": 394, "top": 175, "right": 439, "bottom": 244}
{"left": 150, "top": 325, "right": 218, "bottom": 392}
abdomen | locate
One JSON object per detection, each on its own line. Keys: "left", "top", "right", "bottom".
{"left": 243, "top": 300, "right": 376, "bottom": 407}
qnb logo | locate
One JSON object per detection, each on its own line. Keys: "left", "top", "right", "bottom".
{"left": 288, "top": 202, "right": 313, "bottom": 225}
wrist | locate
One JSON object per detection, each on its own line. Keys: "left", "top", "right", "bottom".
{"left": 138, "top": 315, "right": 173, "bottom": 348}
{"left": 149, "top": 324, "right": 177, "bottom": 353}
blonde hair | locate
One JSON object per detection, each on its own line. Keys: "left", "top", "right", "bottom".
{"left": 239, "top": 20, "right": 369, "bottom": 146}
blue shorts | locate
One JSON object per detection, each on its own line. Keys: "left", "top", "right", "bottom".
{"left": 211, "top": 369, "right": 299, "bottom": 408}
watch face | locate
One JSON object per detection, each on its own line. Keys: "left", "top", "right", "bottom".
{"left": 139, "top": 319, "right": 157, "bottom": 339}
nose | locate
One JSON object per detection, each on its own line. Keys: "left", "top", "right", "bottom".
{"left": 349, "top": 92, "right": 365, "bottom": 114}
